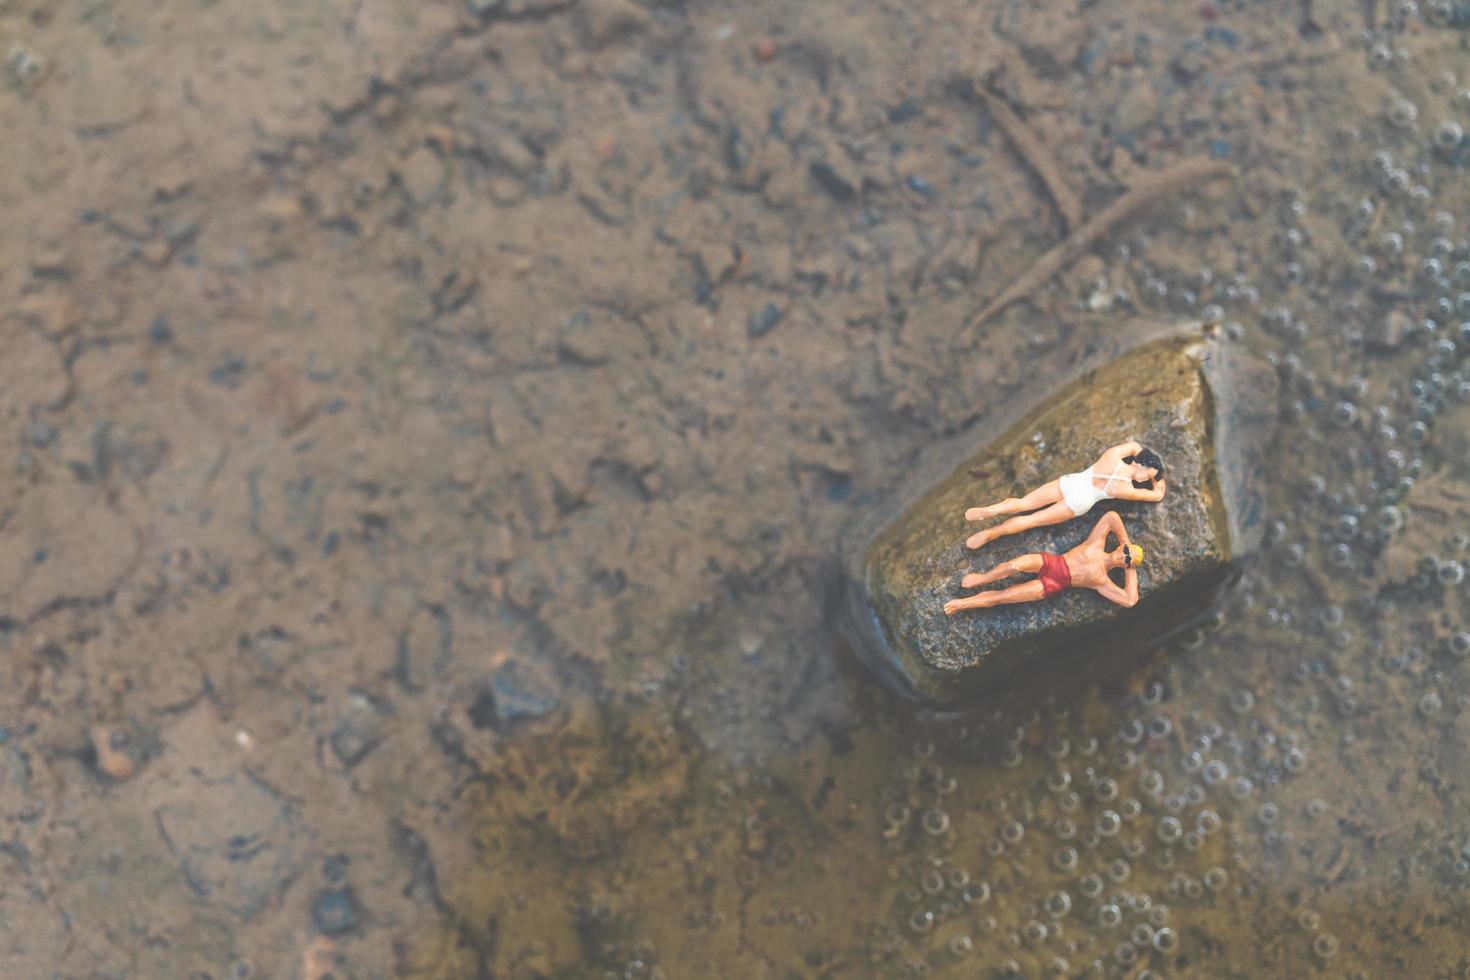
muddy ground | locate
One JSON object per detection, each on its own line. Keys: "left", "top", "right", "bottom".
{"left": 3, "top": 0, "right": 1470, "bottom": 977}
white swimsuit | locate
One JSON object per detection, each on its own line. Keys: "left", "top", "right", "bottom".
{"left": 1058, "top": 461, "right": 1132, "bottom": 517}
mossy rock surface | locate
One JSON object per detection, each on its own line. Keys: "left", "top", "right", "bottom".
{"left": 839, "top": 326, "right": 1278, "bottom": 703}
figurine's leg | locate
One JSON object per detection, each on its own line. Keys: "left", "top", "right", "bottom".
{"left": 961, "top": 554, "right": 1044, "bottom": 589}
{"left": 965, "top": 481, "right": 1062, "bottom": 522}
{"left": 966, "top": 501, "right": 1078, "bottom": 549}
{"left": 944, "top": 580, "right": 1046, "bottom": 615}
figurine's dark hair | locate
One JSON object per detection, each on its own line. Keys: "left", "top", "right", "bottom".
{"left": 1123, "top": 447, "right": 1164, "bottom": 489}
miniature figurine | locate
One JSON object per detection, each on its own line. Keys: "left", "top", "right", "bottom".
{"left": 944, "top": 511, "right": 1142, "bottom": 615}
{"left": 963, "top": 441, "right": 1165, "bottom": 550}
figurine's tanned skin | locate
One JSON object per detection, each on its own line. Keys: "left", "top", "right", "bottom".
{"left": 944, "top": 512, "right": 1142, "bottom": 615}
{"left": 964, "top": 441, "right": 1165, "bottom": 550}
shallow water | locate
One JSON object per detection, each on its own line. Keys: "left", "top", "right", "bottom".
{"left": 2, "top": 0, "right": 1469, "bottom": 977}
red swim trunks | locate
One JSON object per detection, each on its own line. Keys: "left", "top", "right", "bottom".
{"left": 1038, "top": 552, "right": 1072, "bottom": 597}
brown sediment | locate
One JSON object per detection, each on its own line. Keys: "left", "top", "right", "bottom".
{"left": 976, "top": 86, "right": 1084, "bottom": 232}
{"left": 969, "top": 158, "right": 1237, "bottom": 330}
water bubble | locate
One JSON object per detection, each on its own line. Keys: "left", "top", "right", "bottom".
{"left": 922, "top": 809, "right": 950, "bottom": 835}
{"left": 1054, "top": 846, "right": 1079, "bottom": 871}
{"left": 1044, "top": 890, "right": 1072, "bottom": 918}
{"left": 1313, "top": 933, "right": 1339, "bottom": 959}
{"left": 1098, "top": 904, "right": 1123, "bottom": 929}
{"left": 1203, "top": 866, "right": 1229, "bottom": 890}
{"left": 909, "top": 909, "right": 935, "bottom": 934}
{"left": 1196, "top": 809, "right": 1221, "bottom": 835}
{"left": 1439, "top": 561, "right": 1465, "bottom": 585}
{"left": 1258, "top": 803, "right": 1279, "bottom": 825}
{"left": 1230, "top": 776, "right": 1255, "bottom": 799}
{"left": 1108, "top": 859, "right": 1132, "bottom": 882}
{"left": 1115, "top": 942, "right": 1138, "bottom": 966}
{"left": 1378, "top": 506, "right": 1406, "bottom": 535}
{"left": 1047, "top": 768, "right": 1072, "bottom": 792}
{"left": 1080, "top": 873, "right": 1105, "bottom": 898}
{"left": 1298, "top": 909, "right": 1321, "bottom": 930}
{"left": 1096, "top": 811, "right": 1122, "bottom": 837}
{"left": 1435, "top": 119, "right": 1465, "bottom": 150}
{"left": 1449, "top": 633, "right": 1470, "bottom": 657}
{"left": 1284, "top": 747, "right": 1308, "bottom": 773}
{"left": 1202, "top": 760, "right": 1230, "bottom": 785}
{"left": 948, "top": 935, "right": 972, "bottom": 956}
{"left": 1419, "top": 690, "right": 1443, "bottom": 716}
{"left": 1023, "top": 920, "right": 1049, "bottom": 944}
{"left": 1001, "top": 821, "right": 1024, "bottom": 845}
{"left": 963, "top": 881, "right": 990, "bottom": 904}
{"left": 1053, "top": 818, "right": 1077, "bottom": 840}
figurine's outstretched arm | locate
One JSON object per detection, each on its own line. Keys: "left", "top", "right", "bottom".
{"left": 1142, "top": 478, "right": 1166, "bottom": 502}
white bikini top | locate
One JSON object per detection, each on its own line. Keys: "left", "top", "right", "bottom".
{"left": 1089, "top": 460, "right": 1133, "bottom": 497}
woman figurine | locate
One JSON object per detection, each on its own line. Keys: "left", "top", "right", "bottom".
{"left": 944, "top": 512, "right": 1142, "bottom": 615}
{"left": 963, "top": 441, "right": 1165, "bottom": 550}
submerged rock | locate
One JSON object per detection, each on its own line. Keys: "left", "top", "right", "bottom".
{"left": 839, "top": 326, "right": 1279, "bottom": 703}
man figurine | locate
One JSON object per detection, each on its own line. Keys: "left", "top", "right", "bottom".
{"left": 944, "top": 511, "right": 1142, "bottom": 615}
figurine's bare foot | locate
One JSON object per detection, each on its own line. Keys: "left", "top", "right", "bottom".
{"left": 965, "top": 528, "right": 993, "bottom": 550}
{"left": 965, "top": 506, "right": 993, "bottom": 522}
{"left": 943, "top": 599, "right": 965, "bottom": 616}
{"left": 961, "top": 572, "right": 986, "bottom": 589}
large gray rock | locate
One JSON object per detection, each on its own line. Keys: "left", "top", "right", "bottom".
{"left": 838, "top": 325, "right": 1279, "bottom": 703}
